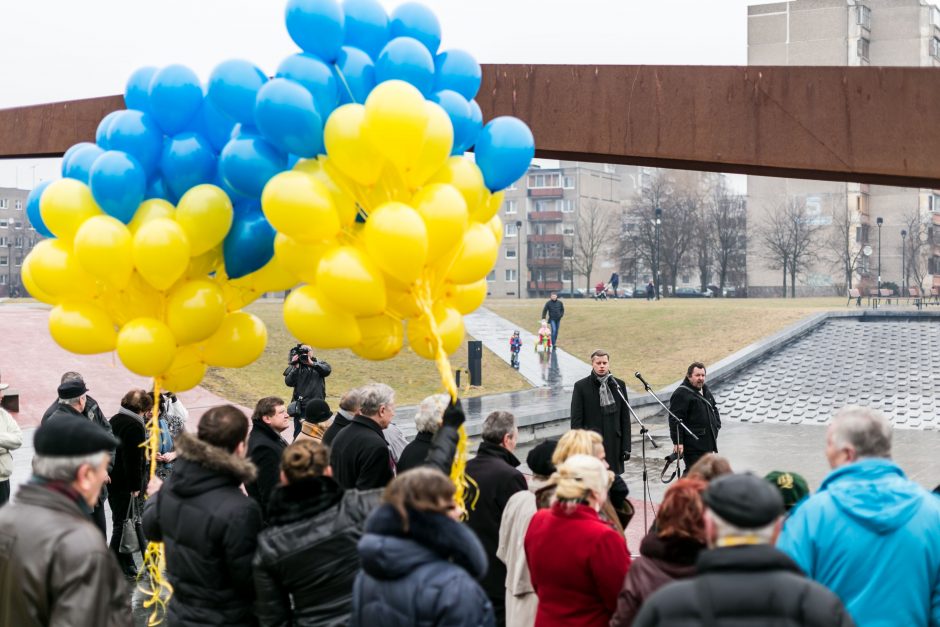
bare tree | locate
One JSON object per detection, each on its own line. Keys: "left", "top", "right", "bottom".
{"left": 659, "top": 192, "right": 699, "bottom": 293}
{"left": 708, "top": 182, "right": 748, "bottom": 293}
{"left": 825, "top": 199, "right": 867, "bottom": 294}
{"left": 760, "top": 199, "right": 824, "bottom": 297}
{"left": 901, "top": 208, "right": 930, "bottom": 291}
{"left": 572, "top": 200, "right": 617, "bottom": 291}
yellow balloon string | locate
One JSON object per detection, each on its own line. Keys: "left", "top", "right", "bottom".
{"left": 138, "top": 377, "right": 173, "bottom": 626}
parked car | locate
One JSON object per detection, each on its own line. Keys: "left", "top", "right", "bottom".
{"left": 674, "top": 287, "right": 711, "bottom": 298}
{"left": 617, "top": 288, "right": 634, "bottom": 298}
{"left": 559, "top": 288, "right": 586, "bottom": 299}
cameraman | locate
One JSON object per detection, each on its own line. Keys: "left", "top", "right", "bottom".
{"left": 283, "top": 345, "right": 332, "bottom": 439}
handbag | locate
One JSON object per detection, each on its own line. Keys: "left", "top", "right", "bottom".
{"left": 119, "top": 498, "right": 140, "bottom": 554}
{"left": 287, "top": 396, "right": 305, "bottom": 418}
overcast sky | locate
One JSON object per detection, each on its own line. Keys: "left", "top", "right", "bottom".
{"left": 0, "top": 0, "right": 771, "bottom": 189}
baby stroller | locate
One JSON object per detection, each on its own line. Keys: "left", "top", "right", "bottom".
{"left": 593, "top": 281, "right": 610, "bottom": 301}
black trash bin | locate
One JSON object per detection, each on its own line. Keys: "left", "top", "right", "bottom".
{"left": 467, "top": 340, "right": 482, "bottom": 386}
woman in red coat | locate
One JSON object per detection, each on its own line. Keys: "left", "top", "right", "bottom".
{"left": 524, "top": 454, "right": 630, "bottom": 627}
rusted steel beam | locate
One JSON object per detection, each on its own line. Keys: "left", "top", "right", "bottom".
{"left": 2, "top": 65, "right": 939, "bottom": 188}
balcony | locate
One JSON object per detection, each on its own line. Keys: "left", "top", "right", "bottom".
{"left": 528, "top": 234, "right": 564, "bottom": 244}
{"left": 528, "top": 210, "right": 563, "bottom": 222}
{"left": 528, "top": 187, "right": 564, "bottom": 198}
{"left": 528, "top": 257, "right": 564, "bottom": 269}
{"left": 528, "top": 280, "right": 563, "bottom": 291}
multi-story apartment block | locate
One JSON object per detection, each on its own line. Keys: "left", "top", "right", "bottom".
{"left": 0, "top": 187, "right": 40, "bottom": 297}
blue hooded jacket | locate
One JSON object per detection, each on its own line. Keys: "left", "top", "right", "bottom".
{"left": 777, "top": 458, "right": 940, "bottom": 627}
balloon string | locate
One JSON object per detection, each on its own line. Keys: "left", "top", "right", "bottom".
{"left": 331, "top": 63, "right": 358, "bottom": 104}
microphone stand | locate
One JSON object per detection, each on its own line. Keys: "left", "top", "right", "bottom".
{"left": 636, "top": 380, "right": 698, "bottom": 477}
{"left": 611, "top": 377, "right": 657, "bottom": 532}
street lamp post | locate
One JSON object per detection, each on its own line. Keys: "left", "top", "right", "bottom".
{"left": 633, "top": 235, "right": 638, "bottom": 293}
{"left": 654, "top": 207, "right": 662, "bottom": 300}
{"left": 515, "top": 220, "right": 522, "bottom": 299}
{"left": 876, "top": 217, "right": 883, "bottom": 291}
{"left": 901, "top": 229, "right": 907, "bottom": 292}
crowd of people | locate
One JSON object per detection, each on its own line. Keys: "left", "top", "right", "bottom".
{"left": 0, "top": 364, "right": 938, "bottom": 627}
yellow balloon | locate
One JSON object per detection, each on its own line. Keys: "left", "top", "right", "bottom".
{"left": 239, "top": 257, "right": 299, "bottom": 294}
{"left": 202, "top": 312, "right": 268, "bottom": 368}
{"left": 103, "top": 272, "right": 165, "bottom": 326}
{"left": 160, "top": 345, "right": 207, "bottom": 393}
{"left": 273, "top": 234, "right": 330, "bottom": 284}
{"left": 429, "top": 157, "right": 486, "bottom": 219}
{"left": 487, "top": 215, "right": 504, "bottom": 246}
{"left": 128, "top": 199, "right": 175, "bottom": 233}
{"left": 27, "top": 239, "right": 97, "bottom": 299}
{"left": 261, "top": 171, "right": 341, "bottom": 243}
{"left": 293, "top": 157, "right": 359, "bottom": 227}
{"left": 187, "top": 247, "right": 222, "bottom": 278}
{"left": 133, "top": 218, "right": 191, "bottom": 291}
{"left": 447, "top": 223, "right": 499, "bottom": 285}
{"left": 407, "top": 306, "right": 465, "bottom": 359}
{"left": 362, "top": 202, "right": 428, "bottom": 284}
{"left": 363, "top": 80, "right": 430, "bottom": 173}
{"left": 316, "top": 246, "right": 387, "bottom": 316}
{"left": 323, "top": 103, "right": 385, "bottom": 186}
{"left": 48, "top": 300, "right": 117, "bottom": 354}
{"left": 284, "top": 285, "right": 362, "bottom": 349}
{"left": 352, "top": 314, "right": 404, "bottom": 360}
{"left": 405, "top": 101, "right": 454, "bottom": 189}
{"left": 413, "top": 183, "right": 469, "bottom": 263}
{"left": 166, "top": 279, "right": 226, "bottom": 345}
{"left": 39, "top": 179, "right": 103, "bottom": 241}
{"left": 385, "top": 282, "right": 423, "bottom": 319}
{"left": 73, "top": 215, "right": 134, "bottom": 288}
{"left": 117, "top": 318, "right": 177, "bottom": 376}
{"left": 452, "top": 279, "right": 488, "bottom": 314}
{"left": 20, "top": 255, "right": 57, "bottom": 304}
{"left": 472, "top": 190, "right": 503, "bottom": 224}
{"left": 175, "top": 184, "right": 233, "bottom": 256}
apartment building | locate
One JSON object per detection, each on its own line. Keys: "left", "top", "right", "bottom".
{"left": 0, "top": 187, "right": 39, "bottom": 297}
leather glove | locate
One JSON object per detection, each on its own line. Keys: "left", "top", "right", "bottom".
{"left": 622, "top": 451, "right": 631, "bottom": 462}
{"left": 442, "top": 399, "right": 466, "bottom": 429}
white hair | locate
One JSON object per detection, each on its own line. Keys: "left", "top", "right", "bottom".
{"left": 359, "top": 383, "right": 395, "bottom": 416}
{"left": 414, "top": 394, "right": 448, "bottom": 434}
{"left": 708, "top": 509, "right": 777, "bottom": 544}
{"left": 553, "top": 454, "right": 610, "bottom": 502}
{"left": 32, "top": 451, "right": 109, "bottom": 482}
{"left": 830, "top": 406, "right": 892, "bottom": 459}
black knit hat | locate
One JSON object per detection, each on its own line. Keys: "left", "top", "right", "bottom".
{"left": 56, "top": 379, "right": 88, "bottom": 398}
{"left": 703, "top": 472, "right": 784, "bottom": 528}
{"left": 526, "top": 439, "right": 558, "bottom": 477}
{"left": 304, "top": 399, "right": 333, "bottom": 424}
{"left": 34, "top": 416, "right": 119, "bottom": 457}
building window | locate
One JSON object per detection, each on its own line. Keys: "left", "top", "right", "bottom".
{"left": 562, "top": 176, "right": 575, "bottom": 189}
{"left": 14, "top": 200, "right": 22, "bottom": 211}
{"left": 505, "top": 248, "right": 517, "bottom": 259}
{"left": 563, "top": 248, "right": 574, "bottom": 259}
{"left": 931, "top": 37, "right": 940, "bottom": 60}
{"left": 504, "top": 200, "right": 517, "bottom": 214}
{"left": 504, "top": 222, "right": 519, "bottom": 238}
{"left": 563, "top": 270, "right": 573, "bottom": 281}
{"left": 505, "top": 269, "right": 517, "bottom": 282}
{"left": 857, "top": 37, "right": 870, "bottom": 61}
{"left": 0, "top": 275, "right": 6, "bottom": 285}
{"left": 932, "top": 6, "right": 940, "bottom": 27}
{"left": 0, "top": 256, "right": 7, "bottom": 267}
{"left": 0, "top": 199, "right": 6, "bottom": 209}
{"left": 527, "top": 173, "right": 561, "bottom": 189}
{"left": 14, "top": 237, "right": 22, "bottom": 247}
{"left": 486, "top": 270, "right": 496, "bottom": 282}
{"left": 14, "top": 255, "right": 21, "bottom": 267}
{"left": 0, "top": 220, "right": 8, "bottom": 229}
{"left": 856, "top": 5, "right": 871, "bottom": 30}
{"left": 681, "top": 274, "right": 690, "bottom": 284}
{"left": 560, "top": 199, "right": 576, "bottom": 213}
{"left": 563, "top": 226, "right": 575, "bottom": 236}
{"left": 14, "top": 221, "right": 22, "bottom": 230}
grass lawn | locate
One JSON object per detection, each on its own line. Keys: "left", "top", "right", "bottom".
{"left": 487, "top": 296, "right": 846, "bottom": 389}
{"left": 201, "top": 301, "right": 531, "bottom": 408}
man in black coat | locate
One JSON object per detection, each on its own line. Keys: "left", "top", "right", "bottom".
{"left": 464, "top": 410, "right": 528, "bottom": 627}
{"left": 570, "top": 350, "right": 631, "bottom": 475}
{"left": 540, "top": 291, "right": 564, "bottom": 348}
{"left": 330, "top": 384, "right": 396, "bottom": 490}
{"left": 633, "top": 473, "right": 853, "bottom": 627}
{"left": 142, "top": 405, "right": 262, "bottom": 627}
{"left": 669, "top": 362, "right": 720, "bottom": 475}
{"left": 321, "top": 388, "right": 361, "bottom": 448}
{"left": 246, "top": 397, "right": 290, "bottom": 521}
{"left": 284, "top": 345, "right": 332, "bottom": 438}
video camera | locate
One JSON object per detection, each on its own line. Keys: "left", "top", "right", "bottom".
{"left": 289, "top": 343, "right": 312, "bottom": 364}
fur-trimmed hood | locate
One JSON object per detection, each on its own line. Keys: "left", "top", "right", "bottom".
{"left": 171, "top": 432, "right": 257, "bottom": 498}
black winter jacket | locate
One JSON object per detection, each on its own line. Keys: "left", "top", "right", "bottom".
{"left": 633, "top": 544, "right": 855, "bottom": 627}
{"left": 108, "top": 408, "right": 147, "bottom": 496}
{"left": 284, "top": 361, "right": 332, "bottom": 415}
{"left": 351, "top": 504, "right": 495, "bottom": 627}
{"left": 142, "top": 433, "right": 262, "bottom": 627}
{"left": 246, "top": 419, "right": 288, "bottom": 520}
{"left": 396, "top": 431, "right": 434, "bottom": 474}
{"left": 570, "top": 373, "right": 632, "bottom": 474}
{"left": 668, "top": 379, "right": 721, "bottom": 454}
{"left": 541, "top": 298, "right": 564, "bottom": 321}
{"left": 330, "top": 415, "right": 394, "bottom": 490}
{"left": 321, "top": 412, "right": 352, "bottom": 448}
{"left": 253, "top": 476, "right": 381, "bottom": 627}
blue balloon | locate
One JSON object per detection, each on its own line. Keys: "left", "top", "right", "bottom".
{"left": 95, "top": 111, "right": 122, "bottom": 150}
{"left": 212, "top": 167, "right": 248, "bottom": 202}
{"left": 285, "top": 0, "right": 345, "bottom": 62}
{"left": 219, "top": 135, "right": 288, "bottom": 198}
{"left": 145, "top": 177, "right": 175, "bottom": 203}
{"left": 334, "top": 46, "right": 376, "bottom": 104}
{"left": 161, "top": 132, "right": 218, "bottom": 199}
{"left": 287, "top": 154, "right": 301, "bottom": 169}
{"left": 149, "top": 64, "right": 203, "bottom": 135}
{"left": 125, "top": 66, "right": 157, "bottom": 113}
{"left": 63, "top": 144, "right": 105, "bottom": 183}
{"left": 89, "top": 151, "right": 147, "bottom": 223}
{"left": 208, "top": 59, "right": 268, "bottom": 125}
{"left": 188, "top": 96, "right": 237, "bottom": 153}
{"left": 106, "top": 110, "right": 163, "bottom": 176}
{"left": 434, "top": 49, "right": 482, "bottom": 101}
{"left": 223, "top": 207, "right": 276, "bottom": 278}
{"left": 276, "top": 53, "right": 339, "bottom": 118}
{"left": 342, "top": 0, "right": 388, "bottom": 59}
{"left": 468, "top": 99, "right": 482, "bottom": 143}
{"left": 431, "top": 90, "right": 475, "bottom": 156}
{"left": 474, "top": 117, "right": 535, "bottom": 192}
{"left": 62, "top": 142, "right": 95, "bottom": 176}
{"left": 375, "top": 36, "right": 435, "bottom": 96}
{"left": 230, "top": 123, "right": 262, "bottom": 141}
{"left": 390, "top": 2, "right": 441, "bottom": 55}
{"left": 255, "top": 79, "right": 324, "bottom": 158}
{"left": 25, "top": 181, "right": 54, "bottom": 238}
{"left": 233, "top": 199, "right": 261, "bottom": 218}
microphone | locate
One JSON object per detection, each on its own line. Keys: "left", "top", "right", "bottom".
{"left": 634, "top": 371, "right": 652, "bottom": 391}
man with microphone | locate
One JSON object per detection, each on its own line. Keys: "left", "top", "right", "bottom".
{"left": 570, "top": 350, "right": 631, "bottom": 475}
{"left": 668, "top": 362, "right": 720, "bottom": 474}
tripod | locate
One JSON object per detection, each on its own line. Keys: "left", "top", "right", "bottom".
{"left": 611, "top": 377, "right": 658, "bottom": 531}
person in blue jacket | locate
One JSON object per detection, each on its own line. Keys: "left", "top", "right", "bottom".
{"left": 776, "top": 406, "right": 940, "bottom": 627}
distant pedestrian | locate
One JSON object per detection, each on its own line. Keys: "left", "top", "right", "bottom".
{"left": 0, "top": 416, "right": 130, "bottom": 626}
{"left": 535, "top": 320, "right": 552, "bottom": 354}
{"left": 322, "top": 388, "right": 361, "bottom": 448}
{"left": 540, "top": 291, "right": 564, "bottom": 348}
{"left": 350, "top": 467, "right": 495, "bottom": 627}
{"left": 397, "top": 394, "right": 448, "bottom": 474}
{"left": 0, "top": 372, "right": 22, "bottom": 507}
{"left": 633, "top": 473, "right": 853, "bottom": 627}
{"left": 246, "top": 396, "right": 290, "bottom": 521}
{"left": 570, "top": 350, "right": 631, "bottom": 475}
{"left": 646, "top": 280, "right": 654, "bottom": 301}
{"left": 509, "top": 330, "right": 522, "bottom": 369}
{"left": 330, "top": 383, "right": 397, "bottom": 490}
{"left": 610, "top": 272, "right": 620, "bottom": 297}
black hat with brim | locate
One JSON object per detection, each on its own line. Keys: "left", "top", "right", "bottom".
{"left": 34, "top": 415, "right": 120, "bottom": 457}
